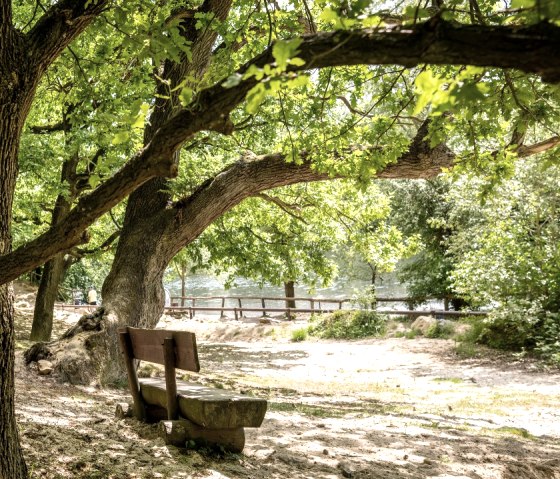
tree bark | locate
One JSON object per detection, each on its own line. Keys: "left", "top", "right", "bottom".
{"left": 30, "top": 156, "right": 75, "bottom": 341}
{"left": 0, "top": 284, "right": 27, "bottom": 479}
{"left": 30, "top": 254, "right": 66, "bottom": 341}
{"left": 0, "top": 98, "right": 28, "bottom": 479}
{"left": 0, "top": 2, "right": 109, "bottom": 475}
{"left": 284, "top": 281, "right": 296, "bottom": 309}
{"left": 0, "top": 29, "right": 32, "bottom": 473}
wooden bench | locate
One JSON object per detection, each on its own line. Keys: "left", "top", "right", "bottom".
{"left": 117, "top": 327, "right": 267, "bottom": 452}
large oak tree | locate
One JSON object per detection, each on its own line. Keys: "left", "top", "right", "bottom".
{"left": 1, "top": 0, "right": 560, "bottom": 476}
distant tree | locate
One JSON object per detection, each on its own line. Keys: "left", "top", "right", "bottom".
{"left": 389, "top": 179, "right": 468, "bottom": 309}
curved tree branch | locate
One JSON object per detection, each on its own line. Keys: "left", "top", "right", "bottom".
{"left": 0, "top": 147, "right": 177, "bottom": 285}
{"left": 149, "top": 19, "right": 560, "bottom": 157}
{"left": 158, "top": 121, "right": 455, "bottom": 258}
{"left": 27, "top": 0, "right": 109, "bottom": 74}
{"left": 517, "top": 136, "right": 560, "bottom": 157}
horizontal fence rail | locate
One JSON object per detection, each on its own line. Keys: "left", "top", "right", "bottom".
{"left": 163, "top": 295, "right": 486, "bottom": 319}
{"left": 55, "top": 296, "right": 486, "bottom": 319}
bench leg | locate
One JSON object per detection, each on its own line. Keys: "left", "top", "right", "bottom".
{"left": 158, "top": 419, "right": 245, "bottom": 453}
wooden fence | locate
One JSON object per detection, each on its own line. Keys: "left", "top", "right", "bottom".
{"left": 55, "top": 295, "right": 486, "bottom": 319}
{"left": 166, "top": 295, "right": 487, "bottom": 319}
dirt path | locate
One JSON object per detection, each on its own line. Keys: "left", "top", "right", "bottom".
{"left": 14, "top": 308, "right": 560, "bottom": 479}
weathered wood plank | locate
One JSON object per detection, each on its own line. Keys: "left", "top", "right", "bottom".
{"left": 163, "top": 337, "right": 179, "bottom": 420}
{"left": 118, "top": 330, "right": 146, "bottom": 420}
{"left": 158, "top": 419, "right": 245, "bottom": 453}
{"left": 139, "top": 378, "right": 267, "bottom": 429}
{"left": 126, "top": 327, "right": 200, "bottom": 372}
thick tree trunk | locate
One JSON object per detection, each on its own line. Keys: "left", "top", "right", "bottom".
{"left": 0, "top": 130, "right": 27, "bottom": 475}
{"left": 91, "top": 0, "right": 235, "bottom": 384}
{"left": 30, "top": 253, "right": 66, "bottom": 341}
{"left": 1, "top": 2, "right": 132, "bottom": 476}
{"left": 0, "top": 83, "right": 30, "bottom": 479}
{"left": 30, "top": 152, "right": 77, "bottom": 341}
{"left": 0, "top": 284, "right": 28, "bottom": 479}
{"left": 284, "top": 281, "right": 296, "bottom": 309}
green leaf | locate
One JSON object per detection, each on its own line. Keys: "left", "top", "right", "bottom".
{"left": 245, "top": 83, "right": 268, "bottom": 114}
{"left": 88, "top": 174, "right": 101, "bottom": 189}
{"left": 413, "top": 70, "right": 441, "bottom": 115}
{"left": 511, "top": 0, "right": 535, "bottom": 8}
{"left": 272, "top": 38, "right": 303, "bottom": 70}
{"left": 111, "top": 131, "right": 130, "bottom": 145}
{"left": 179, "top": 87, "right": 193, "bottom": 106}
{"left": 289, "top": 57, "right": 306, "bottom": 67}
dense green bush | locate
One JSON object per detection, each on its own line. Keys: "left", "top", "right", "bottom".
{"left": 308, "top": 310, "right": 387, "bottom": 339}
{"left": 534, "top": 312, "right": 560, "bottom": 364}
{"left": 425, "top": 321, "right": 456, "bottom": 339}
{"left": 457, "top": 305, "right": 560, "bottom": 365}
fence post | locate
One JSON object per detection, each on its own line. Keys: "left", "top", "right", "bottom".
{"left": 220, "top": 297, "right": 226, "bottom": 318}
{"left": 192, "top": 299, "right": 196, "bottom": 317}
{"left": 237, "top": 298, "right": 243, "bottom": 318}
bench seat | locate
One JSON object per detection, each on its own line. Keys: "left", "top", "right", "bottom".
{"left": 118, "top": 327, "right": 267, "bottom": 452}
{"left": 139, "top": 378, "right": 267, "bottom": 429}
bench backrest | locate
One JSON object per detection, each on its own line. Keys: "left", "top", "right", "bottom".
{"left": 120, "top": 327, "right": 200, "bottom": 372}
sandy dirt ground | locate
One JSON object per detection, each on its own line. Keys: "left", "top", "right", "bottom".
{"left": 12, "top": 284, "right": 560, "bottom": 479}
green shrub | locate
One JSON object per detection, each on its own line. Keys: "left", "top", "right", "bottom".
{"left": 478, "top": 304, "right": 540, "bottom": 351}
{"left": 425, "top": 321, "right": 456, "bottom": 339}
{"left": 455, "top": 304, "right": 560, "bottom": 364}
{"left": 534, "top": 312, "right": 560, "bottom": 365}
{"left": 404, "top": 329, "right": 419, "bottom": 339}
{"left": 291, "top": 327, "right": 308, "bottom": 342}
{"left": 308, "top": 310, "right": 387, "bottom": 339}
{"left": 455, "top": 316, "right": 487, "bottom": 344}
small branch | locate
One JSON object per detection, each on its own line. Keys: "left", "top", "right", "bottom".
{"left": 74, "top": 230, "right": 120, "bottom": 257}
{"left": 29, "top": 121, "right": 69, "bottom": 134}
{"left": 256, "top": 193, "right": 309, "bottom": 224}
{"left": 27, "top": 0, "right": 109, "bottom": 74}
{"left": 164, "top": 6, "right": 196, "bottom": 26}
{"left": 109, "top": 209, "right": 123, "bottom": 231}
{"left": 337, "top": 96, "right": 375, "bottom": 118}
{"left": 517, "top": 136, "right": 560, "bottom": 157}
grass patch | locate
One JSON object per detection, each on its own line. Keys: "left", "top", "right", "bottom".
{"left": 308, "top": 310, "right": 387, "bottom": 339}
{"left": 268, "top": 400, "right": 395, "bottom": 418}
{"left": 395, "top": 329, "right": 419, "bottom": 339}
{"left": 494, "top": 426, "right": 534, "bottom": 439}
{"left": 454, "top": 341, "right": 480, "bottom": 358}
{"left": 291, "top": 327, "right": 308, "bottom": 342}
{"left": 432, "top": 377, "right": 464, "bottom": 384}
